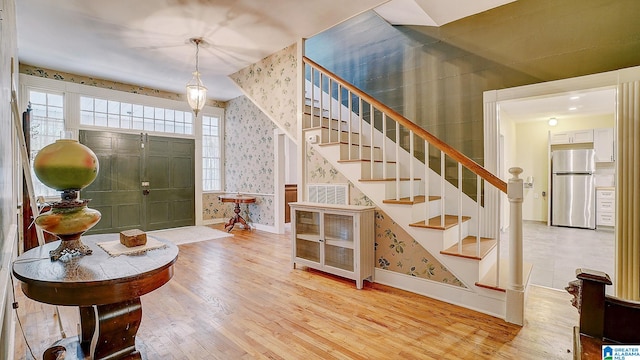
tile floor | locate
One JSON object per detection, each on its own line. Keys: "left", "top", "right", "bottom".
{"left": 501, "top": 221, "right": 615, "bottom": 293}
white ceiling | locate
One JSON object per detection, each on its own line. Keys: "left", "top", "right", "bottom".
{"left": 15, "top": 0, "right": 515, "bottom": 101}
{"left": 499, "top": 88, "right": 617, "bottom": 124}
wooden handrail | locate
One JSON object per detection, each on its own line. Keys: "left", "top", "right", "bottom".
{"left": 303, "top": 56, "right": 507, "bottom": 194}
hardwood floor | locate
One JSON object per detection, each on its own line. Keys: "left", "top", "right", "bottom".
{"left": 14, "top": 225, "right": 581, "bottom": 359}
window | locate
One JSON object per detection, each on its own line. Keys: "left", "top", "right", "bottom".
{"left": 28, "top": 90, "right": 65, "bottom": 197}
{"left": 202, "top": 115, "right": 222, "bottom": 191}
{"left": 80, "top": 96, "right": 194, "bottom": 135}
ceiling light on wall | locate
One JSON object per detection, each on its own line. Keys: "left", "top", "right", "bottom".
{"left": 548, "top": 117, "right": 558, "bottom": 126}
{"left": 186, "top": 37, "right": 207, "bottom": 116}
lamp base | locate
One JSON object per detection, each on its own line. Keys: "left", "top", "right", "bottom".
{"left": 49, "top": 236, "right": 93, "bottom": 261}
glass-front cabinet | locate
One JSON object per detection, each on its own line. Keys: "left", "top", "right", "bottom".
{"left": 291, "top": 202, "right": 375, "bottom": 289}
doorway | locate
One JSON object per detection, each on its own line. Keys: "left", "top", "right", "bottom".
{"left": 80, "top": 130, "right": 195, "bottom": 234}
{"left": 484, "top": 72, "right": 623, "bottom": 293}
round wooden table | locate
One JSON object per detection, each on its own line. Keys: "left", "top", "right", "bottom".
{"left": 218, "top": 194, "right": 256, "bottom": 232}
{"left": 13, "top": 233, "right": 179, "bottom": 360}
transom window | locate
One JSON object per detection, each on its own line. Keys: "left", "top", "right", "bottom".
{"left": 80, "top": 96, "right": 194, "bottom": 135}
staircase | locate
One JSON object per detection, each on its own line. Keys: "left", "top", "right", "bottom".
{"left": 300, "top": 56, "right": 530, "bottom": 323}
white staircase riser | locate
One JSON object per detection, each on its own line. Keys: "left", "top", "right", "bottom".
{"left": 340, "top": 143, "right": 382, "bottom": 161}
{"left": 304, "top": 115, "right": 348, "bottom": 131}
{"left": 359, "top": 162, "right": 397, "bottom": 179}
{"left": 381, "top": 180, "right": 425, "bottom": 200}
{"left": 438, "top": 223, "right": 469, "bottom": 250}
{"left": 321, "top": 128, "right": 360, "bottom": 144}
{"left": 478, "top": 245, "right": 499, "bottom": 281}
{"left": 410, "top": 199, "right": 444, "bottom": 220}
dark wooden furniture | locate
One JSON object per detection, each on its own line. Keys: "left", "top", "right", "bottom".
{"left": 567, "top": 268, "right": 640, "bottom": 360}
{"left": 284, "top": 184, "right": 297, "bottom": 223}
{"left": 13, "top": 233, "right": 178, "bottom": 360}
{"left": 219, "top": 194, "right": 256, "bottom": 232}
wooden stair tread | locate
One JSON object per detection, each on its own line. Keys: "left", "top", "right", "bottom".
{"left": 338, "top": 159, "right": 397, "bottom": 164}
{"left": 475, "top": 259, "right": 533, "bottom": 292}
{"left": 305, "top": 125, "right": 359, "bottom": 135}
{"left": 409, "top": 215, "right": 471, "bottom": 230}
{"left": 440, "top": 236, "right": 496, "bottom": 260}
{"left": 320, "top": 141, "right": 378, "bottom": 148}
{"left": 359, "top": 177, "right": 421, "bottom": 182}
{"left": 382, "top": 195, "right": 440, "bottom": 205}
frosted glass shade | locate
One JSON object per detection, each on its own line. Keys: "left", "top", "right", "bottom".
{"left": 186, "top": 71, "right": 207, "bottom": 115}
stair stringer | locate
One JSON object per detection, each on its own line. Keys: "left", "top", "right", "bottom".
{"left": 305, "top": 139, "right": 508, "bottom": 319}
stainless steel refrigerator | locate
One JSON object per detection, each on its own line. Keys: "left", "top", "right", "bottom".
{"left": 551, "top": 149, "right": 596, "bottom": 229}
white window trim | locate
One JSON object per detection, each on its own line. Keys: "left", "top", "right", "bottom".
{"left": 19, "top": 74, "right": 225, "bottom": 226}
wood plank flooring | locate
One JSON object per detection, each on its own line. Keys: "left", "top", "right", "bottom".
{"left": 14, "top": 225, "right": 581, "bottom": 359}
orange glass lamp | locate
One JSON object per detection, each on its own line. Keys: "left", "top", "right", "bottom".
{"left": 33, "top": 138, "right": 101, "bottom": 261}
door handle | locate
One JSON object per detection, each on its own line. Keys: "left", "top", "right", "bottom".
{"left": 142, "top": 189, "right": 150, "bottom": 196}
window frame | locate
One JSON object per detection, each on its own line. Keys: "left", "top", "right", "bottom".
{"left": 201, "top": 113, "right": 224, "bottom": 192}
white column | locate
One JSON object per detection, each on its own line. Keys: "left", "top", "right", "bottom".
{"left": 508, "top": 167, "right": 524, "bottom": 291}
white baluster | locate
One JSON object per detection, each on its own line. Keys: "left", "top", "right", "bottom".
{"left": 395, "top": 120, "right": 400, "bottom": 200}
{"left": 440, "top": 151, "right": 445, "bottom": 228}
{"left": 458, "top": 163, "right": 462, "bottom": 253}
{"left": 476, "top": 175, "right": 481, "bottom": 257}
{"left": 409, "top": 131, "right": 414, "bottom": 202}
{"left": 382, "top": 113, "right": 387, "bottom": 180}
{"left": 370, "top": 103, "right": 374, "bottom": 179}
{"left": 424, "top": 140, "right": 429, "bottom": 221}
{"left": 358, "top": 98, "right": 363, "bottom": 161}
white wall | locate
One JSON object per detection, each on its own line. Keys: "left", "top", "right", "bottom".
{"left": 514, "top": 114, "right": 614, "bottom": 221}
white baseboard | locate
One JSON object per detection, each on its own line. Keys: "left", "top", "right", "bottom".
{"left": 374, "top": 268, "right": 506, "bottom": 320}
{"left": 202, "top": 218, "right": 281, "bottom": 234}
{"left": 203, "top": 218, "right": 226, "bottom": 226}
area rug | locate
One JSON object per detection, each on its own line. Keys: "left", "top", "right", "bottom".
{"left": 147, "top": 225, "right": 232, "bottom": 245}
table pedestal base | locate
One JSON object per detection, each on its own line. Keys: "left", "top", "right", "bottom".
{"left": 224, "top": 202, "right": 251, "bottom": 232}
{"left": 44, "top": 298, "right": 143, "bottom": 360}
{"left": 44, "top": 337, "right": 146, "bottom": 360}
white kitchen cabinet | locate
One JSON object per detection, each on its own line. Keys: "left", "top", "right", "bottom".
{"left": 596, "top": 188, "right": 615, "bottom": 227}
{"left": 594, "top": 128, "right": 615, "bottom": 162}
{"left": 550, "top": 129, "right": 594, "bottom": 145}
{"left": 290, "top": 202, "right": 375, "bottom": 289}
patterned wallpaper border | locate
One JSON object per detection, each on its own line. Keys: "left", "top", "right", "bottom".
{"left": 19, "top": 63, "right": 227, "bottom": 108}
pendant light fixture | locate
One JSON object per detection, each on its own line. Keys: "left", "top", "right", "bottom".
{"left": 186, "top": 37, "right": 207, "bottom": 116}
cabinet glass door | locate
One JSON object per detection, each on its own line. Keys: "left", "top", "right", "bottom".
{"left": 323, "top": 213, "right": 354, "bottom": 271}
{"left": 295, "top": 210, "right": 321, "bottom": 263}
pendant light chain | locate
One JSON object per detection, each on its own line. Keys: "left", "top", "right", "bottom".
{"left": 186, "top": 37, "right": 208, "bottom": 116}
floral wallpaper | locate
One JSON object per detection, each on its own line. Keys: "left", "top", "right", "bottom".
{"left": 19, "top": 64, "right": 226, "bottom": 108}
{"left": 202, "top": 96, "right": 276, "bottom": 227}
{"left": 229, "top": 43, "right": 297, "bottom": 140}
{"left": 305, "top": 145, "right": 464, "bottom": 287}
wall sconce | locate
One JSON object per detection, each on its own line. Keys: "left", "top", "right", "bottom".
{"left": 186, "top": 37, "right": 207, "bottom": 116}
{"left": 548, "top": 117, "right": 558, "bottom": 126}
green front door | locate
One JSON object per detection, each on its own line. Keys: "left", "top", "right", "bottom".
{"left": 80, "top": 130, "right": 195, "bottom": 234}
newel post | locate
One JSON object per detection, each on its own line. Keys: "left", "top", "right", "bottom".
{"left": 508, "top": 167, "right": 524, "bottom": 291}
{"left": 506, "top": 167, "right": 525, "bottom": 325}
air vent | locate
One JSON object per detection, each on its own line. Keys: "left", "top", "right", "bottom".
{"left": 307, "top": 184, "right": 348, "bottom": 205}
